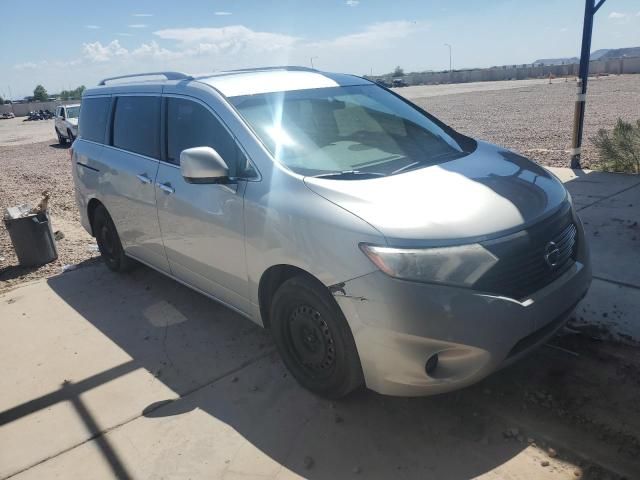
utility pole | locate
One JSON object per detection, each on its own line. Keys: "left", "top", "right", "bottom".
{"left": 444, "top": 43, "right": 452, "bottom": 72}
{"left": 570, "top": 0, "right": 607, "bottom": 169}
{"left": 310, "top": 56, "right": 319, "bottom": 69}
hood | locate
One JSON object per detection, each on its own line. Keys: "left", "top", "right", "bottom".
{"left": 303, "top": 142, "right": 568, "bottom": 246}
{"left": 67, "top": 118, "right": 78, "bottom": 126}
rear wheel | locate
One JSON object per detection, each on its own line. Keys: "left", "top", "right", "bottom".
{"left": 92, "top": 205, "right": 135, "bottom": 273}
{"left": 270, "top": 275, "right": 364, "bottom": 398}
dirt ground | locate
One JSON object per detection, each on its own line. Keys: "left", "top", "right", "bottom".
{"left": 0, "top": 141, "right": 99, "bottom": 292}
{"left": 406, "top": 75, "right": 640, "bottom": 169}
{"left": 0, "top": 117, "right": 61, "bottom": 147}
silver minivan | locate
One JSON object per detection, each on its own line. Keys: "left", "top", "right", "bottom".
{"left": 72, "top": 67, "right": 591, "bottom": 398}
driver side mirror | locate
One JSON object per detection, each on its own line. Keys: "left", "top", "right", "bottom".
{"left": 180, "top": 146, "right": 230, "bottom": 184}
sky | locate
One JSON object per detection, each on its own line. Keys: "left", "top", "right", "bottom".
{"left": 1, "top": 0, "right": 639, "bottom": 99}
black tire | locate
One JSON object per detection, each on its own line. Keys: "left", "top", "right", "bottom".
{"left": 270, "top": 275, "right": 364, "bottom": 398}
{"left": 92, "top": 205, "right": 135, "bottom": 273}
{"left": 67, "top": 129, "right": 75, "bottom": 144}
{"left": 56, "top": 128, "right": 66, "bottom": 145}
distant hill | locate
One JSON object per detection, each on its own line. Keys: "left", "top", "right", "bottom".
{"left": 597, "top": 47, "right": 640, "bottom": 59}
{"left": 533, "top": 46, "right": 640, "bottom": 65}
{"left": 589, "top": 49, "right": 610, "bottom": 60}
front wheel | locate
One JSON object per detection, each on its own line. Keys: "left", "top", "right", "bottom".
{"left": 270, "top": 275, "right": 364, "bottom": 399}
{"left": 67, "top": 129, "right": 75, "bottom": 143}
{"left": 56, "top": 128, "right": 66, "bottom": 145}
{"left": 92, "top": 205, "right": 135, "bottom": 273}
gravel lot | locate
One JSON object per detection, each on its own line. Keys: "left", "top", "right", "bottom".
{"left": 0, "top": 117, "right": 61, "bottom": 146}
{"left": 1, "top": 75, "right": 638, "bottom": 289}
{"left": 407, "top": 75, "right": 640, "bottom": 169}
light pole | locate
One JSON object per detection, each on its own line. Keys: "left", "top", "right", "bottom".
{"left": 310, "top": 56, "right": 319, "bottom": 69}
{"left": 570, "top": 0, "right": 607, "bottom": 169}
{"left": 444, "top": 43, "right": 452, "bottom": 72}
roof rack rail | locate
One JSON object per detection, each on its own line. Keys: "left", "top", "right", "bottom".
{"left": 98, "top": 71, "right": 193, "bottom": 86}
{"left": 196, "top": 66, "right": 319, "bottom": 79}
{"left": 227, "top": 66, "right": 318, "bottom": 73}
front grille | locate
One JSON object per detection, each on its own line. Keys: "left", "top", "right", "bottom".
{"left": 474, "top": 206, "right": 578, "bottom": 299}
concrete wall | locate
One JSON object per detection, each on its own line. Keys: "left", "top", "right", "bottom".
{"left": 0, "top": 100, "right": 80, "bottom": 117}
{"left": 391, "top": 56, "right": 640, "bottom": 86}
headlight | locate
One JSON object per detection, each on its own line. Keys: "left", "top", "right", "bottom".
{"left": 359, "top": 243, "right": 498, "bottom": 287}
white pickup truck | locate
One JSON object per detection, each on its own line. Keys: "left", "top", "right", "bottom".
{"left": 54, "top": 104, "right": 80, "bottom": 145}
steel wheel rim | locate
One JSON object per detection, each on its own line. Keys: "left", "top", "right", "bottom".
{"left": 286, "top": 304, "right": 336, "bottom": 379}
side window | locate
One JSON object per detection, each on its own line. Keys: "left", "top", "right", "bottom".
{"left": 112, "top": 96, "right": 160, "bottom": 158}
{"left": 79, "top": 97, "right": 110, "bottom": 144}
{"left": 166, "top": 97, "right": 241, "bottom": 176}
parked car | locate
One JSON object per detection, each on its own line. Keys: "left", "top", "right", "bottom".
{"left": 55, "top": 104, "right": 80, "bottom": 144}
{"left": 72, "top": 68, "right": 591, "bottom": 398}
{"left": 0, "top": 112, "right": 15, "bottom": 119}
{"left": 392, "top": 77, "right": 408, "bottom": 87}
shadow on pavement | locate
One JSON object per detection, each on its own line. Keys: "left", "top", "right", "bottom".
{"left": 40, "top": 260, "right": 535, "bottom": 479}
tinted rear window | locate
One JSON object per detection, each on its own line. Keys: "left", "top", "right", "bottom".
{"left": 79, "top": 97, "right": 110, "bottom": 143}
{"left": 112, "top": 96, "right": 160, "bottom": 158}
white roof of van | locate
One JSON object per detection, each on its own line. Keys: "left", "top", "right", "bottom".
{"left": 197, "top": 69, "right": 370, "bottom": 97}
{"left": 90, "top": 68, "right": 371, "bottom": 98}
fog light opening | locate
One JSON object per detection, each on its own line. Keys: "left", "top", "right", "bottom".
{"left": 425, "top": 353, "right": 439, "bottom": 376}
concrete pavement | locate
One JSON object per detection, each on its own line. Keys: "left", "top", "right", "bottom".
{"left": 549, "top": 168, "right": 640, "bottom": 341}
{"left": 1, "top": 167, "right": 639, "bottom": 479}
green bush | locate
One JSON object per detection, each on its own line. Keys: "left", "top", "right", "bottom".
{"left": 592, "top": 118, "right": 640, "bottom": 174}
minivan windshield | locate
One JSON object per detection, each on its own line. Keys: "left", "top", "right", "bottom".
{"left": 230, "top": 84, "right": 469, "bottom": 178}
{"left": 66, "top": 106, "right": 80, "bottom": 119}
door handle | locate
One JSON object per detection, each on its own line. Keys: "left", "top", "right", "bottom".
{"left": 157, "top": 182, "right": 175, "bottom": 194}
{"left": 136, "top": 173, "right": 152, "bottom": 184}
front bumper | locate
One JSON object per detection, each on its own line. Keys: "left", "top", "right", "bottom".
{"left": 335, "top": 230, "right": 591, "bottom": 397}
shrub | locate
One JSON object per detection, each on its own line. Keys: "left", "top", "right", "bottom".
{"left": 592, "top": 118, "right": 640, "bottom": 174}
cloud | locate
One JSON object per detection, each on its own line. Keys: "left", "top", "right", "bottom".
{"left": 10, "top": 20, "right": 433, "bottom": 93}
{"left": 345, "top": 0, "right": 360, "bottom": 6}
{"left": 72, "top": 21, "right": 428, "bottom": 68}
{"left": 13, "top": 62, "right": 39, "bottom": 70}
{"left": 608, "top": 12, "right": 627, "bottom": 19}
{"left": 153, "top": 25, "right": 299, "bottom": 52}
{"left": 308, "top": 21, "right": 428, "bottom": 49}
{"left": 128, "top": 24, "right": 148, "bottom": 28}
{"left": 214, "top": 11, "right": 232, "bottom": 16}
{"left": 132, "top": 13, "right": 153, "bottom": 17}
{"left": 83, "top": 40, "right": 128, "bottom": 62}
{"left": 85, "top": 25, "right": 101, "bottom": 29}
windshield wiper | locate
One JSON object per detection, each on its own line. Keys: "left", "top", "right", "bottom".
{"left": 391, "top": 152, "right": 462, "bottom": 175}
{"left": 312, "top": 170, "right": 386, "bottom": 180}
